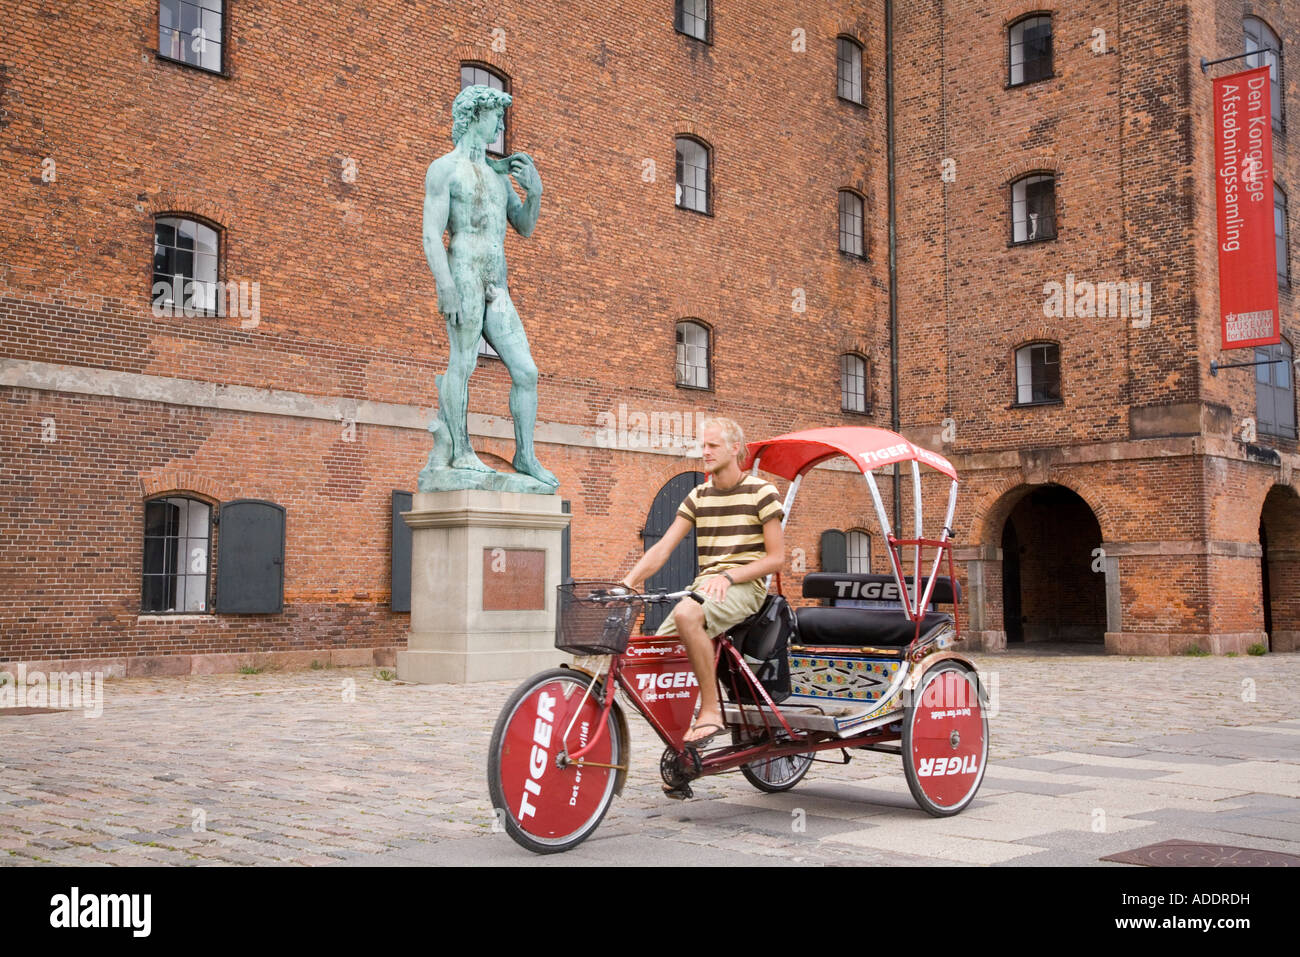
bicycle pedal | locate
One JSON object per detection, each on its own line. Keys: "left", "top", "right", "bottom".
{"left": 663, "top": 784, "right": 694, "bottom": 801}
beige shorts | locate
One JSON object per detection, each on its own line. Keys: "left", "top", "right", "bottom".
{"left": 654, "top": 574, "right": 768, "bottom": 637}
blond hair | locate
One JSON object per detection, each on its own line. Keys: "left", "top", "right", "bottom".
{"left": 699, "top": 416, "right": 746, "bottom": 466}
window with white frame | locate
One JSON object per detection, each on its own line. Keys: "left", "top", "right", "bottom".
{"left": 841, "top": 353, "right": 868, "bottom": 413}
{"left": 837, "top": 36, "right": 864, "bottom": 104}
{"left": 153, "top": 216, "right": 220, "bottom": 315}
{"left": 675, "top": 0, "right": 708, "bottom": 42}
{"left": 675, "top": 137, "right": 710, "bottom": 213}
{"left": 1009, "top": 14, "right": 1052, "bottom": 86}
{"left": 1257, "top": 339, "right": 1297, "bottom": 439}
{"left": 1245, "top": 17, "right": 1284, "bottom": 129}
{"left": 460, "top": 63, "right": 509, "bottom": 156}
{"left": 1011, "top": 173, "right": 1056, "bottom": 243}
{"left": 676, "top": 321, "right": 710, "bottom": 389}
{"left": 846, "top": 530, "right": 871, "bottom": 574}
{"left": 1015, "top": 342, "right": 1061, "bottom": 404}
{"left": 839, "top": 190, "right": 865, "bottom": 257}
{"left": 159, "top": 0, "right": 224, "bottom": 73}
{"left": 142, "top": 497, "right": 212, "bottom": 613}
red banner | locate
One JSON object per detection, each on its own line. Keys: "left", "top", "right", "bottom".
{"left": 1214, "top": 65, "right": 1279, "bottom": 349}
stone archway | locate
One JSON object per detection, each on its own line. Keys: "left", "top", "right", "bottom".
{"left": 962, "top": 481, "right": 1108, "bottom": 652}
{"left": 1260, "top": 485, "right": 1300, "bottom": 652}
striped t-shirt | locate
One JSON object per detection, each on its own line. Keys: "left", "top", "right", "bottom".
{"left": 677, "top": 475, "right": 784, "bottom": 577}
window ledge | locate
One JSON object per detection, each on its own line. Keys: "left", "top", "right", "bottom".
{"left": 836, "top": 95, "right": 867, "bottom": 110}
{"left": 138, "top": 613, "right": 216, "bottom": 622}
{"left": 1005, "top": 73, "right": 1059, "bottom": 91}
{"left": 675, "top": 204, "right": 714, "bottom": 218}
{"left": 1008, "top": 236, "right": 1057, "bottom": 248}
{"left": 154, "top": 52, "right": 229, "bottom": 79}
{"left": 675, "top": 382, "right": 714, "bottom": 393}
{"left": 1010, "top": 399, "right": 1063, "bottom": 409}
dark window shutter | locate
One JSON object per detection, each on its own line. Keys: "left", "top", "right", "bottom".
{"left": 820, "top": 530, "right": 848, "bottom": 572}
{"left": 642, "top": 472, "right": 704, "bottom": 633}
{"left": 391, "top": 490, "right": 413, "bottom": 612}
{"left": 215, "top": 500, "right": 285, "bottom": 614}
{"left": 561, "top": 500, "right": 572, "bottom": 584}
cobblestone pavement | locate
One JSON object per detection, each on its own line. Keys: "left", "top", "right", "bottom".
{"left": 2, "top": 649, "right": 1298, "bottom": 866}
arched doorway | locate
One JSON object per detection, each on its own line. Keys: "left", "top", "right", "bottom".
{"left": 999, "top": 484, "right": 1105, "bottom": 647}
{"left": 1260, "top": 485, "right": 1300, "bottom": 651}
{"left": 641, "top": 471, "right": 704, "bottom": 633}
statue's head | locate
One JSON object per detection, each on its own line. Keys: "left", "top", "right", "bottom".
{"left": 451, "top": 85, "right": 513, "bottom": 145}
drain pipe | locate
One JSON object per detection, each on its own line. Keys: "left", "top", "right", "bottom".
{"left": 885, "top": 0, "right": 901, "bottom": 531}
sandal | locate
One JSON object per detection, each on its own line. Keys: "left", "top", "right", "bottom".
{"left": 682, "top": 721, "right": 725, "bottom": 750}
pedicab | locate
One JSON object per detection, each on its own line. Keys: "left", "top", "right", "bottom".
{"left": 486, "top": 426, "right": 989, "bottom": 853}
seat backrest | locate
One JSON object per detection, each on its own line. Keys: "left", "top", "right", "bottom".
{"left": 801, "top": 572, "right": 961, "bottom": 606}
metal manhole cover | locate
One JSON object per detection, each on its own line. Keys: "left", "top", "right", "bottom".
{"left": 1102, "top": 839, "right": 1300, "bottom": 867}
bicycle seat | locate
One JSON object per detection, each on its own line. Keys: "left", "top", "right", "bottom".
{"left": 793, "top": 607, "right": 952, "bottom": 647}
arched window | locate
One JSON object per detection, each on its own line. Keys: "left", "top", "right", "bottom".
{"left": 1010, "top": 173, "right": 1057, "bottom": 243}
{"left": 1245, "top": 17, "right": 1284, "bottom": 129}
{"left": 846, "top": 529, "right": 871, "bottom": 574}
{"left": 1009, "top": 13, "right": 1053, "bottom": 86}
{"left": 838, "top": 190, "right": 866, "bottom": 257}
{"left": 1257, "top": 338, "right": 1296, "bottom": 440}
{"left": 675, "top": 136, "right": 710, "bottom": 213}
{"left": 837, "top": 36, "right": 864, "bottom": 104}
{"left": 152, "top": 215, "right": 220, "bottom": 316}
{"left": 674, "top": 0, "right": 709, "bottom": 42}
{"left": 142, "top": 496, "right": 212, "bottom": 612}
{"left": 676, "top": 320, "right": 710, "bottom": 389}
{"left": 459, "top": 63, "right": 509, "bottom": 156}
{"left": 1277, "top": 184, "right": 1290, "bottom": 288}
{"left": 1015, "top": 341, "right": 1061, "bottom": 405}
{"left": 159, "top": 0, "right": 224, "bottom": 73}
{"left": 840, "top": 353, "right": 869, "bottom": 413}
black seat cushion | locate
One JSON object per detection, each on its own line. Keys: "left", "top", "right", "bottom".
{"left": 794, "top": 607, "right": 952, "bottom": 647}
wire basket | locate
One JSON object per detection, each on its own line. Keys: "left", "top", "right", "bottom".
{"left": 555, "top": 581, "right": 644, "bottom": 656}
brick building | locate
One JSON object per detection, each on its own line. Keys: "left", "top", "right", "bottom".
{"left": 0, "top": 0, "right": 1294, "bottom": 675}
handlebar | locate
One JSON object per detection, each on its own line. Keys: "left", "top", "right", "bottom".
{"left": 587, "top": 587, "right": 705, "bottom": 605}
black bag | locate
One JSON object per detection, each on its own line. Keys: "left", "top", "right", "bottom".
{"left": 724, "top": 595, "right": 795, "bottom": 704}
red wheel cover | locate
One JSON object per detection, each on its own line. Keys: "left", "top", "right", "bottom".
{"left": 497, "top": 678, "right": 616, "bottom": 840}
{"left": 908, "top": 668, "right": 986, "bottom": 808}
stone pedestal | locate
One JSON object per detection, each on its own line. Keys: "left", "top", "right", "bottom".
{"left": 397, "top": 489, "right": 570, "bottom": 684}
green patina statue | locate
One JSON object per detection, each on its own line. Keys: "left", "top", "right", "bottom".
{"left": 419, "top": 84, "right": 558, "bottom": 494}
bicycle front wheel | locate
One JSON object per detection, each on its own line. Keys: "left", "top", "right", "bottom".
{"left": 486, "top": 667, "right": 625, "bottom": 854}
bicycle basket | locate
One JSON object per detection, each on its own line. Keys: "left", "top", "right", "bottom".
{"left": 555, "top": 581, "right": 644, "bottom": 656}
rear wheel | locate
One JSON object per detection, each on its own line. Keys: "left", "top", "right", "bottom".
{"left": 902, "top": 660, "right": 988, "bottom": 816}
{"left": 734, "top": 728, "right": 814, "bottom": 792}
{"left": 486, "top": 667, "right": 624, "bottom": 854}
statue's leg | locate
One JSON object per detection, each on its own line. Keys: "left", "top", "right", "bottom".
{"left": 484, "top": 289, "right": 558, "bottom": 487}
{"left": 438, "top": 279, "right": 492, "bottom": 473}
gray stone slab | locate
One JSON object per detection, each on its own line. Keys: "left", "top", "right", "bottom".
{"left": 1051, "top": 764, "right": 1168, "bottom": 780}
{"left": 1131, "top": 808, "right": 1300, "bottom": 844}
{"left": 979, "top": 775, "right": 1091, "bottom": 796}
{"left": 1126, "top": 750, "right": 1238, "bottom": 766}
{"left": 996, "top": 756, "right": 1079, "bottom": 772}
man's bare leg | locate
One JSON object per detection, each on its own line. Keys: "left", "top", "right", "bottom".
{"left": 671, "top": 597, "right": 724, "bottom": 743}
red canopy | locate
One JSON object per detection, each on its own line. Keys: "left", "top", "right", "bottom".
{"left": 742, "top": 426, "right": 958, "bottom": 482}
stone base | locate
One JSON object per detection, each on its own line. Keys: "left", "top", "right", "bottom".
{"left": 418, "top": 462, "right": 557, "bottom": 495}
{"left": 963, "top": 630, "right": 1007, "bottom": 652}
{"left": 400, "top": 489, "right": 570, "bottom": 684}
{"left": 1104, "top": 631, "right": 1269, "bottom": 656}
{"left": 0, "top": 647, "right": 400, "bottom": 680}
{"left": 1269, "top": 631, "right": 1300, "bottom": 653}
{"left": 397, "top": 644, "right": 565, "bottom": 684}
